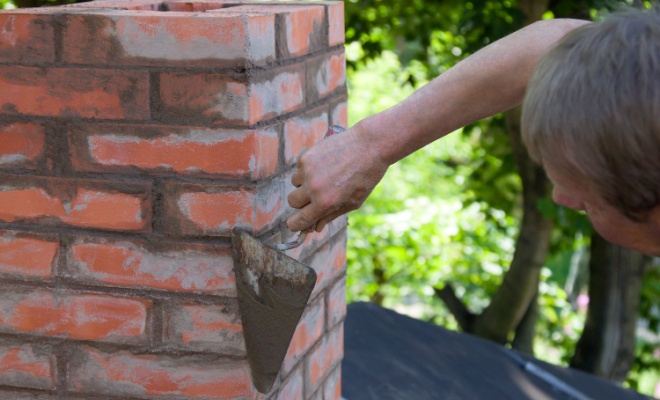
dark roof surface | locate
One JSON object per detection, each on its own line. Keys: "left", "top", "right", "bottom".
{"left": 342, "top": 302, "right": 650, "bottom": 400}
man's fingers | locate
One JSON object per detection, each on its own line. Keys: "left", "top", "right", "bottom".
{"left": 291, "top": 169, "right": 304, "bottom": 187}
{"left": 287, "top": 204, "right": 324, "bottom": 232}
{"left": 287, "top": 186, "right": 311, "bottom": 209}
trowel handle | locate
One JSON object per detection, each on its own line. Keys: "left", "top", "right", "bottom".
{"left": 271, "top": 125, "right": 346, "bottom": 252}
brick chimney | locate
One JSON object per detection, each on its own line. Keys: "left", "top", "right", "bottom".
{"left": 0, "top": 1, "right": 347, "bottom": 399}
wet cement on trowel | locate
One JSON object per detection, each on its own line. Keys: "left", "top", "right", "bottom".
{"left": 231, "top": 229, "right": 316, "bottom": 393}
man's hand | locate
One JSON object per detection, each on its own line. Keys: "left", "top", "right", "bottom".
{"left": 286, "top": 123, "right": 388, "bottom": 232}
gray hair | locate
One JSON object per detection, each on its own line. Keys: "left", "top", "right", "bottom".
{"left": 522, "top": 9, "right": 660, "bottom": 221}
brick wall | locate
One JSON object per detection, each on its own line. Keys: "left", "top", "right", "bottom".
{"left": 0, "top": 1, "right": 347, "bottom": 399}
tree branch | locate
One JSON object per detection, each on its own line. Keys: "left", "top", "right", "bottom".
{"left": 434, "top": 283, "right": 475, "bottom": 332}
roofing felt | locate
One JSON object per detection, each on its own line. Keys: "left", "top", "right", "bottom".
{"left": 342, "top": 302, "right": 651, "bottom": 400}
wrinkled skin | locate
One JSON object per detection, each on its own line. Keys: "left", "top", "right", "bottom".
{"left": 286, "top": 123, "right": 388, "bottom": 233}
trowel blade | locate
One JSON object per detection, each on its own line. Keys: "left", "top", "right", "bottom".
{"left": 231, "top": 228, "right": 317, "bottom": 393}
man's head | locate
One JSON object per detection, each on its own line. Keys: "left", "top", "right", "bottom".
{"left": 521, "top": 9, "right": 660, "bottom": 255}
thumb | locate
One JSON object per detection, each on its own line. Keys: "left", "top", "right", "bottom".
{"left": 286, "top": 205, "right": 321, "bottom": 232}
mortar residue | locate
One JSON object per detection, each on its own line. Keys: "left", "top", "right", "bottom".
{"left": 231, "top": 228, "right": 316, "bottom": 393}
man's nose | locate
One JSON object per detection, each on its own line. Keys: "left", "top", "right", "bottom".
{"left": 552, "top": 187, "right": 585, "bottom": 211}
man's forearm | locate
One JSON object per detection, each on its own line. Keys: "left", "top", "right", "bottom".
{"left": 285, "top": 18, "right": 591, "bottom": 232}
{"left": 357, "top": 18, "right": 591, "bottom": 166}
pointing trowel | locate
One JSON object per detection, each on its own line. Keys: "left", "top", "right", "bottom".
{"left": 231, "top": 125, "right": 344, "bottom": 393}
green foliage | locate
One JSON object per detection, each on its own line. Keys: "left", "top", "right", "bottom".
{"left": 346, "top": 52, "right": 517, "bottom": 323}
{"left": 627, "top": 261, "right": 660, "bottom": 393}
{"left": 345, "top": 0, "right": 466, "bottom": 82}
{"left": 460, "top": 120, "right": 520, "bottom": 219}
{"left": 344, "top": 0, "right": 660, "bottom": 395}
{"left": 455, "top": 0, "right": 525, "bottom": 53}
{"left": 1, "top": 0, "right": 16, "bottom": 9}
{"left": 345, "top": 46, "right": 583, "bottom": 348}
{"left": 535, "top": 267, "right": 587, "bottom": 364}
{"left": 7, "top": 0, "right": 78, "bottom": 9}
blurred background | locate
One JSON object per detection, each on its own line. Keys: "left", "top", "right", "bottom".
{"left": 338, "top": 0, "right": 659, "bottom": 397}
{"left": 2, "top": 0, "right": 657, "bottom": 396}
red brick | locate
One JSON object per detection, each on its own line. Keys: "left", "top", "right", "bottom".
{"left": 330, "top": 98, "right": 348, "bottom": 128}
{"left": 195, "top": 6, "right": 278, "bottom": 61}
{"left": 164, "top": 188, "right": 250, "bottom": 236}
{"left": 61, "top": 10, "right": 275, "bottom": 68}
{"left": 282, "top": 297, "right": 324, "bottom": 375}
{"left": 208, "top": 3, "right": 325, "bottom": 60}
{"left": 256, "top": 180, "right": 289, "bottom": 234}
{"left": 326, "top": 276, "right": 346, "bottom": 329}
{"left": 327, "top": 2, "right": 345, "bottom": 47}
{"left": 162, "top": 1, "right": 232, "bottom": 12}
{"left": 0, "top": 13, "right": 55, "bottom": 64}
{"left": 0, "top": 288, "right": 149, "bottom": 342}
{"left": 161, "top": 179, "right": 284, "bottom": 237}
{"left": 278, "top": 364, "right": 303, "bottom": 400}
{"left": 308, "top": 233, "right": 347, "bottom": 299}
{"left": 0, "top": 232, "right": 57, "bottom": 278}
{"left": 0, "top": 342, "right": 55, "bottom": 390}
{"left": 250, "top": 66, "right": 305, "bottom": 124}
{"left": 159, "top": 66, "right": 304, "bottom": 126}
{"left": 68, "top": 346, "right": 257, "bottom": 398}
{"left": 0, "top": 175, "right": 151, "bottom": 231}
{"left": 65, "top": 0, "right": 164, "bottom": 10}
{"left": 158, "top": 73, "right": 250, "bottom": 125}
{"left": 306, "top": 50, "right": 346, "bottom": 101}
{"left": 322, "top": 366, "right": 342, "bottom": 400}
{"left": 165, "top": 302, "right": 245, "bottom": 356}
{"left": 284, "top": 108, "right": 329, "bottom": 164}
{"left": 70, "top": 123, "right": 279, "bottom": 179}
{"left": 66, "top": 239, "right": 236, "bottom": 295}
{"left": 306, "top": 325, "right": 343, "bottom": 395}
{"left": 275, "top": 5, "right": 325, "bottom": 58}
{"left": 0, "top": 175, "right": 151, "bottom": 232}
{"left": 0, "top": 66, "right": 149, "bottom": 120}
{"left": 66, "top": 1, "right": 231, "bottom": 12}
{"left": 0, "top": 122, "right": 45, "bottom": 169}
{"left": 210, "top": 4, "right": 325, "bottom": 59}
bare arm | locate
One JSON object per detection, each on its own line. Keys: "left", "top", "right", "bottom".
{"left": 287, "top": 18, "right": 591, "bottom": 232}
